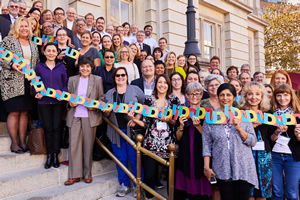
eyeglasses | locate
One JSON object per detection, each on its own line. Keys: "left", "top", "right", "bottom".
{"left": 76, "top": 24, "right": 85, "bottom": 27}
{"left": 172, "top": 78, "right": 181, "bottom": 82}
{"left": 208, "top": 84, "right": 220, "bottom": 88}
{"left": 104, "top": 56, "right": 115, "bottom": 59}
{"left": 120, "top": 51, "right": 129, "bottom": 54}
{"left": 43, "top": 25, "right": 54, "bottom": 29}
{"left": 19, "top": 7, "right": 26, "bottom": 11}
{"left": 116, "top": 74, "right": 126, "bottom": 78}
{"left": 9, "top": 5, "right": 19, "bottom": 8}
{"left": 188, "top": 93, "right": 202, "bottom": 97}
{"left": 55, "top": 12, "right": 64, "bottom": 16}
{"left": 57, "top": 34, "right": 67, "bottom": 37}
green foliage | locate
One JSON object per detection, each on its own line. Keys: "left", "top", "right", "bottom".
{"left": 264, "top": 2, "right": 300, "bottom": 72}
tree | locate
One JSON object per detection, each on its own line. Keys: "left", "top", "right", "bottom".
{"left": 264, "top": 2, "right": 300, "bottom": 72}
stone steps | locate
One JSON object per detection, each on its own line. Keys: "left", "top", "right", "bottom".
{"left": 0, "top": 136, "right": 11, "bottom": 153}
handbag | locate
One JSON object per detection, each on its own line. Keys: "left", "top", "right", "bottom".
{"left": 27, "top": 120, "right": 47, "bottom": 155}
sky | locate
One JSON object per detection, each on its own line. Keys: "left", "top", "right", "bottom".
{"left": 288, "top": 0, "right": 300, "bottom": 4}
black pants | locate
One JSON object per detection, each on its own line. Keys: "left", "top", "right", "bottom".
{"left": 38, "top": 104, "right": 64, "bottom": 154}
{"left": 217, "top": 179, "right": 252, "bottom": 200}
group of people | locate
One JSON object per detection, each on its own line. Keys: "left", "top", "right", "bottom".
{"left": 0, "top": 0, "right": 300, "bottom": 200}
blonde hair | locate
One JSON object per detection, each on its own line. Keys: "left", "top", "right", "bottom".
{"left": 272, "top": 83, "right": 300, "bottom": 113}
{"left": 9, "top": 17, "right": 33, "bottom": 40}
{"left": 177, "top": 54, "right": 188, "bottom": 72}
{"left": 164, "top": 51, "right": 177, "bottom": 68}
{"left": 112, "top": 34, "right": 123, "bottom": 52}
{"left": 116, "top": 45, "right": 134, "bottom": 62}
{"left": 129, "top": 43, "right": 140, "bottom": 59}
{"left": 28, "top": 17, "right": 39, "bottom": 36}
{"left": 239, "top": 82, "right": 271, "bottom": 112}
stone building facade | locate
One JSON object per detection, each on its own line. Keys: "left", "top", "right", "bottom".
{"left": 3, "top": 0, "right": 267, "bottom": 75}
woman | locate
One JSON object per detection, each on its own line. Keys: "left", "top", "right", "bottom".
{"left": 270, "top": 70, "right": 292, "bottom": 89}
{"left": 270, "top": 83, "right": 300, "bottom": 200}
{"left": 226, "top": 66, "right": 239, "bottom": 80}
{"left": 164, "top": 51, "right": 177, "bottom": 76}
{"left": 32, "top": 0, "right": 43, "bottom": 11}
{"left": 56, "top": 28, "right": 77, "bottom": 77}
{"left": 112, "top": 34, "right": 123, "bottom": 52}
{"left": 34, "top": 43, "right": 67, "bottom": 169}
{"left": 201, "top": 74, "right": 224, "bottom": 110}
{"left": 153, "top": 47, "right": 163, "bottom": 61}
{"left": 91, "top": 31, "right": 101, "bottom": 51}
{"left": 239, "top": 82, "right": 273, "bottom": 199}
{"left": 99, "top": 35, "right": 117, "bottom": 66}
{"left": 177, "top": 55, "right": 188, "bottom": 72}
{"left": 264, "top": 84, "right": 273, "bottom": 100}
{"left": 187, "top": 65, "right": 199, "bottom": 73}
{"left": 187, "top": 54, "right": 200, "bottom": 70}
{"left": 175, "top": 82, "right": 212, "bottom": 200}
{"left": 28, "top": 17, "right": 39, "bottom": 37}
{"left": 186, "top": 71, "right": 200, "bottom": 85}
{"left": 229, "top": 79, "right": 242, "bottom": 103}
{"left": 94, "top": 49, "right": 116, "bottom": 93}
{"left": 129, "top": 43, "right": 142, "bottom": 76}
{"left": 211, "top": 68, "right": 222, "bottom": 76}
{"left": 104, "top": 67, "right": 145, "bottom": 197}
{"left": 170, "top": 72, "right": 189, "bottom": 106}
{"left": 202, "top": 83, "right": 258, "bottom": 200}
{"left": 122, "top": 22, "right": 135, "bottom": 44}
{"left": 128, "top": 74, "right": 180, "bottom": 200}
{"left": 114, "top": 45, "right": 140, "bottom": 83}
{"left": 78, "top": 30, "right": 101, "bottom": 67}
{"left": 0, "top": 17, "right": 39, "bottom": 153}
{"left": 26, "top": 8, "right": 41, "bottom": 24}
{"left": 64, "top": 55, "right": 104, "bottom": 185}
{"left": 154, "top": 60, "right": 166, "bottom": 77}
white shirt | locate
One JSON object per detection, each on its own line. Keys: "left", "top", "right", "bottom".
{"left": 143, "top": 36, "right": 158, "bottom": 54}
{"left": 135, "top": 42, "right": 144, "bottom": 51}
{"left": 9, "top": 13, "right": 18, "bottom": 24}
{"left": 114, "top": 63, "right": 140, "bottom": 83}
{"left": 66, "top": 19, "right": 74, "bottom": 30}
{"left": 100, "top": 31, "right": 111, "bottom": 38}
{"left": 123, "top": 35, "right": 136, "bottom": 44}
{"left": 160, "top": 49, "right": 170, "bottom": 62}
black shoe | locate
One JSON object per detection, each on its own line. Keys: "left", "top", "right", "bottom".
{"left": 11, "top": 149, "right": 25, "bottom": 154}
{"left": 155, "top": 180, "right": 164, "bottom": 189}
{"left": 45, "top": 154, "right": 53, "bottom": 169}
{"left": 53, "top": 153, "right": 60, "bottom": 168}
{"left": 21, "top": 147, "right": 29, "bottom": 152}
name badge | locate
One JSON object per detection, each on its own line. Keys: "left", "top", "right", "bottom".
{"left": 276, "top": 135, "right": 290, "bottom": 146}
{"left": 252, "top": 141, "right": 265, "bottom": 151}
{"left": 157, "top": 121, "right": 167, "bottom": 130}
{"left": 145, "top": 89, "right": 153, "bottom": 96}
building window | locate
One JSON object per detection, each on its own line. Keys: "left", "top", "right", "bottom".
{"left": 203, "top": 22, "right": 214, "bottom": 60}
{"left": 110, "top": 0, "right": 130, "bottom": 24}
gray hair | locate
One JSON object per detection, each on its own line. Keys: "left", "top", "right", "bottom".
{"left": 18, "top": 0, "right": 26, "bottom": 5}
{"left": 8, "top": 0, "right": 19, "bottom": 6}
{"left": 204, "top": 74, "right": 224, "bottom": 90}
{"left": 75, "top": 18, "right": 86, "bottom": 26}
{"left": 238, "top": 72, "right": 251, "bottom": 79}
{"left": 186, "top": 82, "right": 203, "bottom": 94}
{"left": 137, "top": 30, "right": 145, "bottom": 35}
{"left": 241, "top": 63, "right": 250, "bottom": 70}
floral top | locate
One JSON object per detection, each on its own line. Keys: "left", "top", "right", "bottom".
{"left": 143, "top": 95, "right": 180, "bottom": 158}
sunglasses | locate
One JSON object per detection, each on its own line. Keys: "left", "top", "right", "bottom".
{"left": 115, "top": 74, "right": 126, "bottom": 78}
{"left": 10, "top": 5, "right": 19, "bottom": 8}
{"left": 104, "top": 56, "right": 114, "bottom": 59}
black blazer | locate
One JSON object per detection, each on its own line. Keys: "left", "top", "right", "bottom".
{"left": 137, "top": 43, "right": 151, "bottom": 56}
{"left": 72, "top": 34, "right": 82, "bottom": 50}
{"left": 131, "top": 77, "right": 144, "bottom": 92}
{"left": 0, "top": 16, "right": 11, "bottom": 40}
{"left": 0, "top": 14, "right": 11, "bottom": 24}
{"left": 62, "top": 26, "right": 74, "bottom": 45}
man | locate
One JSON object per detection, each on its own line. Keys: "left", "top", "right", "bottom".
{"left": 253, "top": 71, "right": 265, "bottom": 84}
{"left": 112, "top": 22, "right": 118, "bottom": 34}
{"left": 158, "top": 37, "right": 169, "bottom": 62}
{"left": 209, "top": 56, "right": 220, "bottom": 72}
{"left": 131, "top": 60, "right": 155, "bottom": 95}
{"left": 136, "top": 31, "right": 151, "bottom": 56}
{"left": 73, "top": 18, "right": 86, "bottom": 50}
{"left": 63, "top": 7, "right": 77, "bottom": 35}
{"left": 143, "top": 25, "right": 158, "bottom": 54}
{"left": 239, "top": 72, "right": 251, "bottom": 87}
{"left": 96, "top": 17, "right": 109, "bottom": 37}
{"left": 131, "top": 24, "right": 138, "bottom": 38}
{"left": 0, "top": 16, "right": 10, "bottom": 41}
{"left": 41, "top": 9, "right": 54, "bottom": 23}
{"left": 42, "top": 21, "right": 55, "bottom": 36}
{"left": 18, "top": 1, "right": 26, "bottom": 17}
{"left": 0, "top": 0, "right": 19, "bottom": 24}
{"left": 105, "top": 24, "right": 114, "bottom": 37}
{"left": 116, "top": 25, "right": 129, "bottom": 45}
{"left": 2, "top": 6, "right": 9, "bottom": 14}
{"left": 241, "top": 63, "right": 251, "bottom": 74}
{"left": 53, "top": 7, "right": 72, "bottom": 36}
{"left": 85, "top": 13, "right": 95, "bottom": 32}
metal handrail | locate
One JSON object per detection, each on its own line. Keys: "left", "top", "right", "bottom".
{"left": 98, "top": 116, "right": 176, "bottom": 200}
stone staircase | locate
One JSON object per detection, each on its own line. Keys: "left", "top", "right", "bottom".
{"left": 0, "top": 122, "right": 120, "bottom": 200}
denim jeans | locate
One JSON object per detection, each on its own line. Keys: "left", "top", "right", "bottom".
{"left": 272, "top": 152, "right": 300, "bottom": 200}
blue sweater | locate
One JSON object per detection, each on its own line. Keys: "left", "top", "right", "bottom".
{"left": 34, "top": 61, "right": 68, "bottom": 104}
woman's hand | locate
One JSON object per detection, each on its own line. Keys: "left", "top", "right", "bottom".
{"left": 233, "top": 118, "right": 241, "bottom": 131}
{"left": 294, "top": 124, "right": 300, "bottom": 140}
{"left": 204, "top": 167, "right": 216, "bottom": 182}
{"left": 35, "top": 93, "right": 43, "bottom": 99}
{"left": 128, "top": 109, "right": 135, "bottom": 121}
{"left": 275, "top": 125, "right": 288, "bottom": 135}
{"left": 68, "top": 44, "right": 76, "bottom": 49}
{"left": 11, "top": 63, "right": 24, "bottom": 74}
{"left": 101, "top": 109, "right": 111, "bottom": 116}
{"left": 252, "top": 121, "right": 262, "bottom": 128}
{"left": 178, "top": 116, "right": 187, "bottom": 129}
{"left": 161, "top": 116, "right": 175, "bottom": 125}
{"left": 192, "top": 116, "right": 200, "bottom": 126}
{"left": 69, "top": 102, "right": 77, "bottom": 107}
{"left": 85, "top": 106, "right": 96, "bottom": 111}
{"left": 57, "top": 50, "right": 65, "bottom": 60}
{"left": 128, "top": 120, "right": 136, "bottom": 127}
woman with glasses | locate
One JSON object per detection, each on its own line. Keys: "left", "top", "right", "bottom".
{"left": 104, "top": 67, "right": 145, "bottom": 197}
{"left": 99, "top": 35, "right": 117, "bottom": 66}
{"left": 26, "top": 8, "right": 41, "bottom": 24}
{"left": 175, "top": 82, "right": 212, "bottom": 200}
{"left": 170, "top": 72, "right": 189, "bottom": 106}
{"left": 201, "top": 74, "right": 224, "bottom": 110}
{"left": 187, "top": 54, "right": 200, "bottom": 71}
{"left": 114, "top": 45, "right": 139, "bottom": 83}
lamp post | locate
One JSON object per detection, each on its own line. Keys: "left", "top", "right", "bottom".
{"left": 183, "top": 0, "right": 201, "bottom": 58}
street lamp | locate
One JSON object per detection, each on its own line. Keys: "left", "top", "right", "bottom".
{"left": 183, "top": 0, "right": 201, "bottom": 57}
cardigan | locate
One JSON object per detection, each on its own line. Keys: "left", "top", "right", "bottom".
{"left": 105, "top": 85, "right": 145, "bottom": 148}
{"left": 202, "top": 108, "right": 258, "bottom": 188}
{"left": 0, "top": 36, "right": 39, "bottom": 101}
